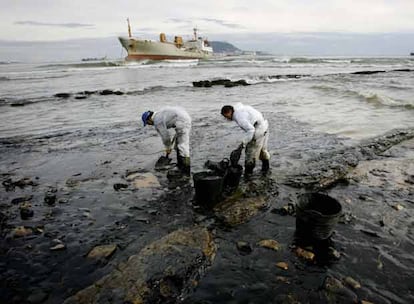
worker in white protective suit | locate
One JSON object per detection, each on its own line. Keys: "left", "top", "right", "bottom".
{"left": 141, "top": 107, "right": 191, "bottom": 174}
{"left": 221, "top": 103, "right": 270, "bottom": 176}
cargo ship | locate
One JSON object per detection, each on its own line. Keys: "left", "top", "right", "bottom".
{"left": 118, "top": 19, "right": 213, "bottom": 61}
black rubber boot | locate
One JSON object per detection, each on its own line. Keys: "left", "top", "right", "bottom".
{"left": 261, "top": 159, "right": 270, "bottom": 172}
{"left": 177, "top": 156, "right": 190, "bottom": 175}
{"left": 177, "top": 155, "right": 183, "bottom": 169}
{"left": 244, "top": 161, "right": 255, "bottom": 178}
{"left": 181, "top": 157, "right": 191, "bottom": 175}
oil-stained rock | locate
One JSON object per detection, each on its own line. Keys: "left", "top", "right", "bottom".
{"left": 64, "top": 226, "right": 216, "bottom": 304}
{"left": 87, "top": 244, "right": 117, "bottom": 259}
{"left": 126, "top": 172, "right": 161, "bottom": 189}
{"left": 258, "top": 239, "right": 280, "bottom": 251}
{"left": 323, "top": 276, "right": 358, "bottom": 304}
{"left": 214, "top": 196, "right": 267, "bottom": 227}
{"left": 284, "top": 128, "right": 414, "bottom": 190}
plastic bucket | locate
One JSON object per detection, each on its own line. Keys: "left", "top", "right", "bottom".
{"left": 193, "top": 171, "right": 224, "bottom": 209}
{"left": 295, "top": 193, "right": 342, "bottom": 240}
{"left": 223, "top": 165, "right": 243, "bottom": 189}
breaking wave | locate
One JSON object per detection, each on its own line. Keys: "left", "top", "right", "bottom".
{"left": 39, "top": 61, "right": 124, "bottom": 69}
{"left": 312, "top": 84, "right": 414, "bottom": 109}
{"left": 288, "top": 57, "right": 352, "bottom": 64}
{"left": 357, "top": 91, "right": 414, "bottom": 109}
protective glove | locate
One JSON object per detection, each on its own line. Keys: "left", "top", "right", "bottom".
{"left": 230, "top": 143, "right": 244, "bottom": 166}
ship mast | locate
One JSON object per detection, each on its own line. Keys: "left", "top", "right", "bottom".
{"left": 193, "top": 28, "right": 197, "bottom": 40}
{"left": 127, "top": 18, "right": 132, "bottom": 38}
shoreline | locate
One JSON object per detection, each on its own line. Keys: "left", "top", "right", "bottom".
{"left": 1, "top": 123, "right": 413, "bottom": 303}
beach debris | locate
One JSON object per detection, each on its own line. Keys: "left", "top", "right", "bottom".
{"left": 344, "top": 276, "right": 361, "bottom": 289}
{"left": 392, "top": 204, "right": 404, "bottom": 211}
{"left": 295, "top": 247, "right": 315, "bottom": 261}
{"left": 323, "top": 276, "right": 358, "bottom": 303}
{"left": 50, "top": 243, "right": 66, "bottom": 251}
{"left": 11, "top": 195, "right": 33, "bottom": 204}
{"left": 20, "top": 203, "right": 34, "bottom": 220}
{"left": 50, "top": 239, "right": 66, "bottom": 251}
{"left": 271, "top": 203, "right": 295, "bottom": 216}
{"left": 376, "top": 255, "right": 384, "bottom": 270}
{"left": 136, "top": 217, "right": 150, "bottom": 224}
{"left": 3, "top": 177, "right": 38, "bottom": 191}
{"left": 58, "top": 198, "right": 69, "bottom": 204}
{"left": 87, "top": 244, "right": 117, "bottom": 259}
{"left": 65, "top": 178, "right": 80, "bottom": 187}
{"left": 360, "top": 229, "right": 380, "bottom": 238}
{"left": 258, "top": 239, "right": 280, "bottom": 251}
{"left": 360, "top": 300, "right": 374, "bottom": 304}
{"left": 113, "top": 183, "right": 128, "bottom": 191}
{"left": 328, "top": 247, "right": 341, "bottom": 260}
{"left": 12, "top": 226, "right": 33, "bottom": 238}
{"left": 275, "top": 262, "right": 289, "bottom": 270}
{"left": 44, "top": 193, "right": 56, "bottom": 205}
{"left": 236, "top": 241, "right": 253, "bottom": 254}
{"left": 275, "top": 276, "right": 290, "bottom": 284}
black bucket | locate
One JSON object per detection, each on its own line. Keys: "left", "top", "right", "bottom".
{"left": 295, "top": 193, "right": 342, "bottom": 240}
{"left": 223, "top": 165, "right": 243, "bottom": 189}
{"left": 193, "top": 171, "right": 224, "bottom": 209}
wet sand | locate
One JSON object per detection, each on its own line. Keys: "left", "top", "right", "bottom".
{"left": 1, "top": 113, "right": 413, "bottom": 303}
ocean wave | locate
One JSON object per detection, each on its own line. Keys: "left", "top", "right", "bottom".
{"left": 4, "top": 74, "right": 70, "bottom": 81}
{"left": 311, "top": 84, "right": 414, "bottom": 109}
{"left": 0, "top": 61, "right": 19, "bottom": 65}
{"left": 39, "top": 60, "right": 124, "bottom": 69}
{"left": 350, "top": 58, "right": 414, "bottom": 65}
{"left": 357, "top": 91, "right": 414, "bottom": 109}
{"left": 288, "top": 57, "right": 351, "bottom": 64}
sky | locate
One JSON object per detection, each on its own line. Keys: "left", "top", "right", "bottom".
{"left": 1, "top": 0, "right": 414, "bottom": 60}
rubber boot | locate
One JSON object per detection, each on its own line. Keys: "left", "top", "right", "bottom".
{"left": 181, "top": 157, "right": 191, "bottom": 175}
{"left": 177, "top": 156, "right": 191, "bottom": 175}
{"left": 261, "top": 159, "right": 270, "bottom": 173}
{"left": 177, "top": 155, "right": 183, "bottom": 169}
{"left": 244, "top": 161, "right": 255, "bottom": 178}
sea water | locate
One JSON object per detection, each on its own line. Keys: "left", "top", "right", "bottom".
{"left": 1, "top": 56, "right": 414, "bottom": 303}
{"left": 1, "top": 56, "right": 413, "bottom": 141}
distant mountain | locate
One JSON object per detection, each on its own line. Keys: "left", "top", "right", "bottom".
{"left": 210, "top": 41, "right": 241, "bottom": 53}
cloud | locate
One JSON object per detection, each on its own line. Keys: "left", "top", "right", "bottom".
{"left": 201, "top": 18, "right": 245, "bottom": 29}
{"left": 15, "top": 21, "right": 94, "bottom": 28}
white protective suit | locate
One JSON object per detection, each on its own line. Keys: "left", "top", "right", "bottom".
{"left": 152, "top": 107, "right": 191, "bottom": 157}
{"left": 231, "top": 103, "right": 270, "bottom": 165}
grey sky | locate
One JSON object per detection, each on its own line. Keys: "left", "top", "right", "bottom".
{"left": 1, "top": 0, "right": 414, "bottom": 60}
{"left": 1, "top": 0, "right": 414, "bottom": 41}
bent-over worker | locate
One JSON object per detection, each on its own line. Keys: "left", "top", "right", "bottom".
{"left": 141, "top": 106, "right": 191, "bottom": 174}
{"left": 221, "top": 103, "right": 270, "bottom": 176}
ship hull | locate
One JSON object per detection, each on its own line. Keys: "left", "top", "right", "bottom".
{"left": 118, "top": 37, "right": 212, "bottom": 61}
